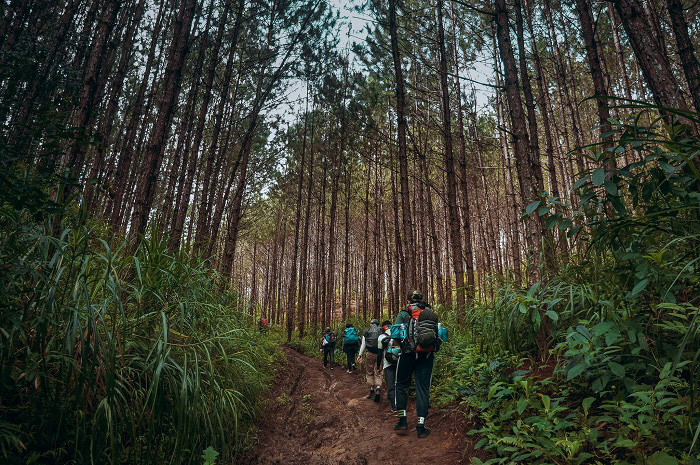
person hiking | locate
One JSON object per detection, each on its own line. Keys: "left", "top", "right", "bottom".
{"left": 342, "top": 323, "right": 360, "bottom": 373}
{"left": 356, "top": 319, "right": 383, "bottom": 402}
{"left": 321, "top": 327, "right": 337, "bottom": 369}
{"left": 437, "top": 322, "right": 449, "bottom": 344}
{"left": 378, "top": 319, "right": 397, "bottom": 410}
{"left": 393, "top": 291, "right": 440, "bottom": 438}
{"left": 258, "top": 315, "right": 269, "bottom": 334}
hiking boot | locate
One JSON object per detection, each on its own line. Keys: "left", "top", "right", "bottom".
{"left": 417, "top": 425, "right": 431, "bottom": 438}
{"left": 394, "top": 417, "right": 408, "bottom": 432}
{"left": 366, "top": 390, "right": 375, "bottom": 399}
{"left": 346, "top": 369, "right": 351, "bottom": 373}
{"left": 374, "top": 392, "right": 381, "bottom": 403}
{"left": 330, "top": 366, "right": 334, "bottom": 370}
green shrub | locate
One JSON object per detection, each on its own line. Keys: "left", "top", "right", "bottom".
{"left": 0, "top": 209, "right": 280, "bottom": 464}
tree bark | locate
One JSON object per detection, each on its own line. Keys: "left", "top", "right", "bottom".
{"left": 612, "top": 0, "right": 690, "bottom": 112}
{"left": 665, "top": 0, "right": 700, "bottom": 112}
{"left": 129, "top": 0, "right": 196, "bottom": 244}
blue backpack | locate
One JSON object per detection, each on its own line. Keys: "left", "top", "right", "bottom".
{"left": 344, "top": 327, "right": 359, "bottom": 345}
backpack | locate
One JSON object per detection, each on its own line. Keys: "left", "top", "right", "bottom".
{"left": 364, "top": 326, "right": 381, "bottom": 354}
{"left": 344, "top": 327, "right": 359, "bottom": 346}
{"left": 438, "top": 326, "right": 448, "bottom": 342}
{"left": 325, "top": 332, "right": 337, "bottom": 346}
{"left": 259, "top": 318, "right": 268, "bottom": 327}
{"left": 402, "top": 303, "right": 439, "bottom": 353}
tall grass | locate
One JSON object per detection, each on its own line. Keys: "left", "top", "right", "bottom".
{"left": 0, "top": 207, "right": 280, "bottom": 464}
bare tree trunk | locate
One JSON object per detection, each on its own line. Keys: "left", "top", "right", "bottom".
{"left": 613, "top": 0, "right": 690, "bottom": 112}
{"left": 665, "top": 0, "right": 700, "bottom": 112}
{"left": 129, "top": 0, "right": 196, "bottom": 244}
{"left": 437, "top": 0, "right": 466, "bottom": 315}
{"left": 298, "top": 95, "right": 315, "bottom": 339}
{"left": 388, "top": 0, "right": 413, "bottom": 291}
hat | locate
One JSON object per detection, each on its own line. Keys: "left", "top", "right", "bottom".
{"left": 407, "top": 290, "right": 423, "bottom": 303}
{"left": 370, "top": 319, "right": 379, "bottom": 325}
{"left": 325, "top": 327, "right": 331, "bottom": 332}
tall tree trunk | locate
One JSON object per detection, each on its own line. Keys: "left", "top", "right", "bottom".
{"left": 575, "top": 0, "right": 615, "bottom": 160}
{"left": 450, "top": 1, "right": 476, "bottom": 308}
{"left": 298, "top": 94, "right": 315, "bottom": 339}
{"left": 388, "top": 0, "right": 413, "bottom": 292}
{"left": 437, "top": 0, "right": 466, "bottom": 315}
{"left": 613, "top": 0, "right": 690, "bottom": 113}
{"left": 129, "top": 0, "right": 196, "bottom": 244}
{"left": 108, "top": 0, "right": 167, "bottom": 228}
{"left": 495, "top": 0, "right": 550, "bottom": 274}
{"left": 665, "top": 0, "right": 700, "bottom": 112}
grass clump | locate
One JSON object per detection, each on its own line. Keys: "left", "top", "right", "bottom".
{"left": 0, "top": 205, "right": 281, "bottom": 464}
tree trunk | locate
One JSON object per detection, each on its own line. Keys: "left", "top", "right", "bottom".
{"left": 437, "top": 0, "right": 466, "bottom": 315}
{"left": 129, "top": 0, "right": 196, "bottom": 244}
{"left": 613, "top": 0, "right": 690, "bottom": 112}
{"left": 388, "top": 0, "right": 413, "bottom": 291}
{"left": 665, "top": 0, "right": 700, "bottom": 112}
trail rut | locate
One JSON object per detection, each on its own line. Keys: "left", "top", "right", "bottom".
{"left": 242, "top": 347, "right": 472, "bottom": 465}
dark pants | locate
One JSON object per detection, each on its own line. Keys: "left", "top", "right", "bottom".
{"left": 344, "top": 347, "right": 357, "bottom": 370}
{"left": 395, "top": 352, "right": 434, "bottom": 418}
{"left": 323, "top": 347, "right": 335, "bottom": 367}
{"left": 384, "top": 363, "right": 397, "bottom": 408}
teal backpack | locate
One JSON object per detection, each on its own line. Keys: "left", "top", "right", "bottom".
{"left": 344, "top": 327, "right": 359, "bottom": 345}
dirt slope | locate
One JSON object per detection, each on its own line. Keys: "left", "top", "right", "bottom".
{"left": 242, "top": 347, "right": 472, "bottom": 465}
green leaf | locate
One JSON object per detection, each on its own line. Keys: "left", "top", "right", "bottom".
{"left": 202, "top": 446, "right": 219, "bottom": 465}
{"left": 604, "top": 179, "right": 618, "bottom": 196}
{"left": 650, "top": 451, "right": 679, "bottom": 465}
{"left": 523, "top": 200, "right": 541, "bottom": 217}
{"left": 592, "top": 167, "right": 606, "bottom": 186}
{"left": 545, "top": 310, "right": 558, "bottom": 322}
{"left": 573, "top": 176, "right": 589, "bottom": 189}
{"left": 609, "top": 362, "right": 625, "bottom": 378}
{"left": 517, "top": 398, "right": 528, "bottom": 414}
{"left": 567, "top": 362, "right": 588, "bottom": 380}
{"left": 614, "top": 438, "right": 637, "bottom": 448}
{"left": 541, "top": 395, "right": 551, "bottom": 410}
{"left": 628, "top": 278, "right": 649, "bottom": 298}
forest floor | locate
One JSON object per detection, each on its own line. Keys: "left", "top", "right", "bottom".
{"left": 241, "top": 346, "right": 475, "bottom": 465}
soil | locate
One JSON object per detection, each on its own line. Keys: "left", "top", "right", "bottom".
{"left": 241, "top": 347, "right": 474, "bottom": 465}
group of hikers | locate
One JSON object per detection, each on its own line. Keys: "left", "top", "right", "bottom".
{"left": 320, "top": 290, "right": 448, "bottom": 438}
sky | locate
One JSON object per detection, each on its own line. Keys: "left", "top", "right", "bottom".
{"left": 272, "top": 0, "right": 495, "bottom": 126}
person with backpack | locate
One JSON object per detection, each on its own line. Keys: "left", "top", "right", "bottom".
{"left": 258, "top": 315, "right": 269, "bottom": 334}
{"left": 321, "top": 327, "right": 337, "bottom": 369}
{"left": 356, "top": 319, "right": 383, "bottom": 402}
{"left": 393, "top": 291, "right": 440, "bottom": 438}
{"left": 342, "top": 323, "right": 359, "bottom": 373}
{"left": 378, "top": 320, "right": 397, "bottom": 410}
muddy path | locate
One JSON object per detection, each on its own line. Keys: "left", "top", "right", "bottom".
{"left": 242, "top": 347, "right": 473, "bottom": 465}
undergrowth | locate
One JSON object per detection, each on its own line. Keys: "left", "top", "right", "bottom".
{"left": 435, "top": 106, "right": 700, "bottom": 464}
{"left": 0, "top": 202, "right": 281, "bottom": 464}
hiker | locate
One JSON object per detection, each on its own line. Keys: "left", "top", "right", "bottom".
{"left": 393, "top": 291, "right": 440, "bottom": 438}
{"left": 438, "top": 322, "right": 449, "bottom": 343}
{"left": 356, "top": 319, "right": 383, "bottom": 402}
{"left": 378, "top": 319, "right": 397, "bottom": 410}
{"left": 342, "top": 323, "right": 360, "bottom": 373}
{"left": 258, "top": 314, "right": 269, "bottom": 333}
{"left": 321, "top": 327, "right": 337, "bottom": 369}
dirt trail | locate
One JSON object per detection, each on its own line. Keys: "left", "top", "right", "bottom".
{"left": 242, "top": 347, "right": 472, "bottom": 465}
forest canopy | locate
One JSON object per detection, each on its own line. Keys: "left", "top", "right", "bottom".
{"left": 1, "top": 0, "right": 699, "bottom": 463}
